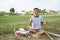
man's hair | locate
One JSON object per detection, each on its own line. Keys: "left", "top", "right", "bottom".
{"left": 33, "top": 8, "right": 39, "bottom": 11}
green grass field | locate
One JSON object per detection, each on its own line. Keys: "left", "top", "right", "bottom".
{"left": 0, "top": 14, "right": 60, "bottom": 40}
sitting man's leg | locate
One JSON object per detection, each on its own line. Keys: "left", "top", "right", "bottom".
{"left": 37, "top": 30, "right": 45, "bottom": 35}
{"left": 29, "top": 29, "right": 37, "bottom": 34}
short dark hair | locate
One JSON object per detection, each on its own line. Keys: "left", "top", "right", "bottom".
{"left": 33, "top": 8, "right": 39, "bottom": 11}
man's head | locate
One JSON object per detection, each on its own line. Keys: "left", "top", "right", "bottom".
{"left": 33, "top": 8, "right": 40, "bottom": 16}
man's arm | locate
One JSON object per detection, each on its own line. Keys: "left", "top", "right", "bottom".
{"left": 41, "top": 22, "right": 43, "bottom": 25}
{"left": 41, "top": 17, "right": 47, "bottom": 25}
{"left": 41, "top": 21, "right": 47, "bottom": 25}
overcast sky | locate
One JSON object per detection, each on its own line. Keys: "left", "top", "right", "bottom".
{"left": 0, "top": 0, "right": 60, "bottom": 12}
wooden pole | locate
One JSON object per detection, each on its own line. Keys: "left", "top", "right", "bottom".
{"left": 47, "top": 31, "right": 60, "bottom": 37}
{"left": 45, "top": 31, "right": 54, "bottom": 40}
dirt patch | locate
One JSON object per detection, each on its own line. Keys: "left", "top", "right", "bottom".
{"left": 0, "top": 34, "right": 60, "bottom": 40}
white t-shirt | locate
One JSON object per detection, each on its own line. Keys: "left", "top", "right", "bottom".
{"left": 30, "top": 16, "right": 43, "bottom": 29}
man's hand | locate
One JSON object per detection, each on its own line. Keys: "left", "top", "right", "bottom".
{"left": 43, "top": 21, "right": 47, "bottom": 26}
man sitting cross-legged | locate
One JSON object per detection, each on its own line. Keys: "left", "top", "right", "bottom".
{"left": 29, "top": 8, "right": 47, "bottom": 35}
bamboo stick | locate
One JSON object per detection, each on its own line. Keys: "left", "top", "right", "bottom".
{"left": 45, "top": 31, "right": 54, "bottom": 40}
{"left": 47, "top": 31, "right": 60, "bottom": 37}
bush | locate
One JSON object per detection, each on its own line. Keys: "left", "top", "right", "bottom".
{"left": 0, "top": 11, "right": 7, "bottom": 16}
{"left": 25, "top": 12, "right": 33, "bottom": 15}
{"left": 8, "top": 12, "right": 18, "bottom": 16}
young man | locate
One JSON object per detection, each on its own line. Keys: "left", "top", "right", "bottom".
{"left": 29, "top": 8, "right": 47, "bottom": 35}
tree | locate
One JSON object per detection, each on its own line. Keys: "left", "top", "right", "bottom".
{"left": 42, "top": 9, "right": 46, "bottom": 13}
{"left": 10, "top": 8, "right": 15, "bottom": 13}
{"left": 39, "top": 9, "right": 41, "bottom": 12}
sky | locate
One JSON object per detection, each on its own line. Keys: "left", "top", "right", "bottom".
{"left": 0, "top": 0, "right": 60, "bottom": 12}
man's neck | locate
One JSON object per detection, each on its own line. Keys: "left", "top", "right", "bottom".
{"left": 34, "top": 15, "right": 39, "bottom": 18}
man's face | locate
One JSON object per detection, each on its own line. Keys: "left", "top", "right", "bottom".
{"left": 33, "top": 9, "right": 39, "bottom": 15}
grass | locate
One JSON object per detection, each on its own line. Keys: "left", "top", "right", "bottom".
{"left": 42, "top": 14, "right": 60, "bottom": 34}
{"left": 0, "top": 14, "right": 60, "bottom": 34}
{"left": 0, "top": 14, "right": 60, "bottom": 40}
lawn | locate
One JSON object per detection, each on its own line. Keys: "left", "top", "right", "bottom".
{"left": 0, "top": 14, "right": 60, "bottom": 40}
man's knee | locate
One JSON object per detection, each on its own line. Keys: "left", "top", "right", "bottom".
{"left": 38, "top": 30, "right": 45, "bottom": 35}
{"left": 29, "top": 29, "right": 37, "bottom": 34}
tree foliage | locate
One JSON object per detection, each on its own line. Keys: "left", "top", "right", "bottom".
{"left": 10, "top": 8, "right": 15, "bottom": 13}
